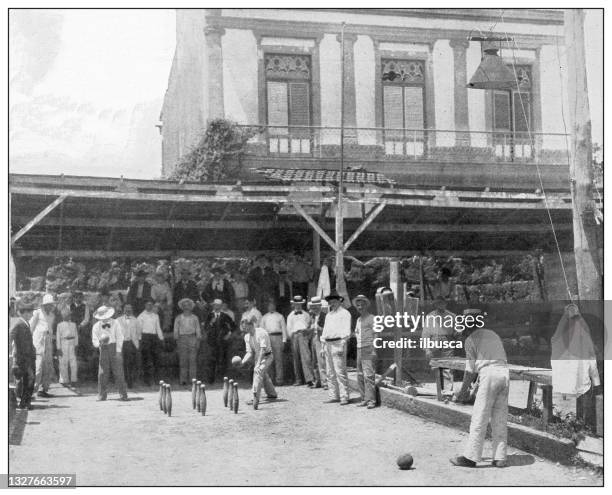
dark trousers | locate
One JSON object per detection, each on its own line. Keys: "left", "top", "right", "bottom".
{"left": 14, "top": 364, "right": 35, "bottom": 408}
{"left": 205, "top": 343, "right": 227, "bottom": 384}
{"left": 98, "top": 343, "right": 127, "bottom": 399}
{"left": 140, "top": 334, "right": 160, "bottom": 386}
{"left": 122, "top": 340, "right": 139, "bottom": 388}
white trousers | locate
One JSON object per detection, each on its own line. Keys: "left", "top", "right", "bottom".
{"left": 59, "top": 341, "right": 78, "bottom": 383}
{"left": 465, "top": 366, "right": 509, "bottom": 462}
{"left": 324, "top": 340, "right": 349, "bottom": 401}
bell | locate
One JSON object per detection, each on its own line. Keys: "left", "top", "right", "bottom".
{"left": 467, "top": 48, "right": 516, "bottom": 90}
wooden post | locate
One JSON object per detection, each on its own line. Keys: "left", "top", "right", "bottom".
{"left": 312, "top": 230, "right": 321, "bottom": 270}
{"left": 565, "top": 9, "right": 602, "bottom": 301}
{"left": 389, "top": 260, "right": 403, "bottom": 385}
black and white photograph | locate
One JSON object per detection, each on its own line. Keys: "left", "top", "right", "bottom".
{"left": 4, "top": 4, "right": 607, "bottom": 488}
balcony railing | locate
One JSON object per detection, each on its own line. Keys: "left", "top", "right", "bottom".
{"left": 240, "top": 125, "right": 569, "bottom": 164}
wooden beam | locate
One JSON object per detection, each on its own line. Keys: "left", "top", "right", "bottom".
{"left": 13, "top": 248, "right": 575, "bottom": 259}
{"left": 292, "top": 203, "right": 338, "bottom": 251}
{"left": 9, "top": 184, "right": 593, "bottom": 210}
{"left": 11, "top": 216, "right": 573, "bottom": 233}
{"left": 343, "top": 203, "right": 386, "bottom": 251}
{"left": 11, "top": 195, "right": 67, "bottom": 245}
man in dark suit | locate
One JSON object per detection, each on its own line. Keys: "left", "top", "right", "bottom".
{"left": 202, "top": 267, "right": 235, "bottom": 307}
{"left": 173, "top": 269, "right": 200, "bottom": 317}
{"left": 126, "top": 270, "right": 152, "bottom": 316}
{"left": 203, "top": 299, "right": 235, "bottom": 384}
{"left": 9, "top": 296, "right": 37, "bottom": 410}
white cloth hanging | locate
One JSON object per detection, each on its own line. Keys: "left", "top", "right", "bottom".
{"left": 316, "top": 264, "right": 331, "bottom": 298}
{"left": 551, "top": 307, "right": 601, "bottom": 396}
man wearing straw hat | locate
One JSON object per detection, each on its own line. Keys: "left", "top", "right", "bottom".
{"left": 92, "top": 305, "right": 128, "bottom": 401}
{"left": 353, "top": 294, "right": 377, "bottom": 409}
{"left": 286, "top": 295, "right": 315, "bottom": 387}
{"left": 174, "top": 298, "right": 202, "bottom": 386}
{"left": 30, "top": 293, "right": 57, "bottom": 398}
{"left": 321, "top": 292, "right": 352, "bottom": 405}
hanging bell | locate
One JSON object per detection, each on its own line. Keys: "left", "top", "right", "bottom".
{"left": 467, "top": 48, "right": 515, "bottom": 90}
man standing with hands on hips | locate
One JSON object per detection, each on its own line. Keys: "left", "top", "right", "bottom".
{"left": 321, "top": 292, "right": 352, "bottom": 405}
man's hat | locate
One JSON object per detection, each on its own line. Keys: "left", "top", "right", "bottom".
{"left": 291, "top": 295, "right": 305, "bottom": 304}
{"left": 41, "top": 293, "right": 56, "bottom": 306}
{"left": 325, "top": 291, "right": 344, "bottom": 303}
{"left": 72, "top": 290, "right": 83, "bottom": 297}
{"left": 308, "top": 296, "right": 322, "bottom": 309}
{"left": 463, "top": 308, "right": 482, "bottom": 316}
{"left": 213, "top": 298, "right": 224, "bottom": 306}
{"left": 211, "top": 266, "right": 225, "bottom": 274}
{"left": 136, "top": 269, "right": 147, "bottom": 276}
{"left": 16, "top": 296, "right": 36, "bottom": 311}
{"left": 94, "top": 305, "right": 115, "bottom": 320}
{"left": 352, "top": 294, "right": 370, "bottom": 307}
{"left": 178, "top": 298, "right": 195, "bottom": 311}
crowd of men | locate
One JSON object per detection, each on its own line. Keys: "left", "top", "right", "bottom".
{"left": 15, "top": 254, "right": 569, "bottom": 469}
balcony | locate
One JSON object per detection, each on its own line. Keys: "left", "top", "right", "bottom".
{"left": 240, "top": 125, "right": 570, "bottom": 190}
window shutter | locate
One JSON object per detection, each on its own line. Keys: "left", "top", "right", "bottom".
{"left": 288, "top": 82, "right": 310, "bottom": 138}
{"left": 403, "top": 86, "right": 424, "bottom": 129}
{"left": 383, "top": 86, "right": 404, "bottom": 129}
{"left": 267, "top": 81, "right": 288, "bottom": 132}
{"left": 513, "top": 92, "right": 531, "bottom": 133}
{"left": 493, "top": 91, "right": 511, "bottom": 131}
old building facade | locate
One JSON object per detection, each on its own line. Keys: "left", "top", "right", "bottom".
{"left": 161, "top": 9, "right": 569, "bottom": 189}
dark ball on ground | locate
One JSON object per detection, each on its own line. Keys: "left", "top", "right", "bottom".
{"left": 397, "top": 453, "right": 414, "bottom": 470}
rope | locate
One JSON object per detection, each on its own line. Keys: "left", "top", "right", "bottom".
{"left": 500, "top": 14, "right": 574, "bottom": 302}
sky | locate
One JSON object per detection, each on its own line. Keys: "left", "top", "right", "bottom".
{"left": 8, "top": 9, "right": 603, "bottom": 179}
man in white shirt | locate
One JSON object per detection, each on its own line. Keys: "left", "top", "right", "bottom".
{"left": 92, "top": 305, "right": 127, "bottom": 401}
{"left": 451, "top": 309, "right": 508, "bottom": 468}
{"left": 137, "top": 299, "right": 164, "bottom": 386}
{"left": 261, "top": 300, "right": 287, "bottom": 385}
{"left": 286, "top": 295, "right": 315, "bottom": 387}
{"left": 241, "top": 298, "right": 263, "bottom": 326}
{"left": 321, "top": 292, "right": 352, "bottom": 405}
{"left": 116, "top": 303, "right": 141, "bottom": 389}
{"left": 236, "top": 316, "right": 277, "bottom": 410}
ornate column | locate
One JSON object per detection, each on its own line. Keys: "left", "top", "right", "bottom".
{"left": 204, "top": 24, "right": 225, "bottom": 119}
{"left": 336, "top": 32, "right": 358, "bottom": 142}
{"left": 449, "top": 38, "right": 470, "bottom": 145}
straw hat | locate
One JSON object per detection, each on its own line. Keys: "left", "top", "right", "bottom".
{"left": 178, "top": 298, "right": 195, "bottom": 311}
{"left": 93, "top": 305, "right": 115, "bottom": 320}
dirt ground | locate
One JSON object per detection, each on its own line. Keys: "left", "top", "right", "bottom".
{"left": 9, "top": 381, "right": 602, "bottom": 486}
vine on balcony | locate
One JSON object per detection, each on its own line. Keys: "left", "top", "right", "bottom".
{"left": 170, "top": 119, "right": 262, "bottom": 183}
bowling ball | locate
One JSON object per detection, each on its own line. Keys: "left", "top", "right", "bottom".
{"left": 231, "top": 356, "right": 242, "bottom": 368}
{"left": 397, "top": 454, "right": 414, "bottom": 470}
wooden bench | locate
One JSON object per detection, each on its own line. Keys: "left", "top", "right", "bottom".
{"left": 430, "top": 357, "right": 554, "bottom": 423}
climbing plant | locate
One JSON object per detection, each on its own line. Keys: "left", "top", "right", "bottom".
{"left": 170, "top": 119, "right": 262, "bottom": 183}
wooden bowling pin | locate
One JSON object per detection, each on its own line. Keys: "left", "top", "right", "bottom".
{"left": 228, "top": 379, "right": 235, "bottom": 411}
{"left": 200, "top": 384, "right": 207, "bottom": 416}
{"left": 196, "top": 380, "right": 202, "bottom": 412}
{"left": 222, "top": 377, "right": 229, "bottom": 407}
{"left": 191, "top": 379, "right": 197, "bottom": 410}
{"left": 165, "top": 384, "right": 172, "bottom": 417}
{"left": 233, "top": 383, "right": 239, "bottom": 414}
{"left": 159, "top": 381, "right": 165, "bottom": 411}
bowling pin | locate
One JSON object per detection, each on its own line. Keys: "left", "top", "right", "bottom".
{"left": 159, "top": 381, "right": 165, "bottom": 411}
{"left": 200, "top": 384, "right": 207, "bottom": 416}
{"left": 222, "top": 377, "right": 229, "bottom": 407}
{"left": 165, "top": 384, "right": 172, "bottom": 417}
{"left": 233, "top": 383, "right": 239, "bottom": 414}
{"left": 191, "top": 379, "right": 197, "bottom": 410}
{"left": 228, "top": 379, "right": 235, "bottom": 411}
{"left": 196, "top": 380, "right": 202, "bottom": 412}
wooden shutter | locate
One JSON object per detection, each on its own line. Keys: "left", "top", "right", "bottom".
{"left": 267, "top": 81, "right": 288, "bottom": 134}
{"left": 493, "top": 91, "right": 511, "bottom": 131}
{"left": 513, "top": 92, "right": 531, "bottom": 133}
{"left": 403, "top": 86, "right": 424, "bottom": 129}
{"left": 289, "top": 82, "right": 310, "bottom": 137}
